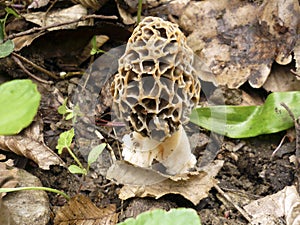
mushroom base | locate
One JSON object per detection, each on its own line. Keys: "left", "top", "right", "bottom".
{"left": 122, "top": 125, "right": 196, "bottom": 175}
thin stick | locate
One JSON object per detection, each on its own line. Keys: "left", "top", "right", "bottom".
{"left": 280, "top": 103, "right": 299, "bottom": 163}
{"left": 271, "top": 134, "right": 287, "bottom": 159}
{"left": 6, "top": 14, "right": 118, "bottom": 41}
{"left": 280, "top": 102, "right": 300, "bottom": 193}
{"left": 214, "top": 184, "right": 253, "bottom": 223}
{"left": 12, "top": 52, "right": 59, "bottom": 79}
{"left": 12, "top": 55, "right": 54, "bottom": 84}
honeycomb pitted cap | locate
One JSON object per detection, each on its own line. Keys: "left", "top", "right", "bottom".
{"left": 111, "top": 16, "right": 201, "bottom": 141}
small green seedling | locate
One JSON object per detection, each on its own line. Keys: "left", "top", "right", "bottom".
{"left": 58, "top": 98, "right": 82, "bottom": 122}
{"left": 0, "top": 186, "right": 70, "bottom": 200}
{"left": 56, "top": 128, "right": 106, "bottom": 175}
{"left": 58, "top": 98, "right": 75, "bottom": 120}
{"left": 0, "top": 7, "right": 20, "bottom": 58}
{"left": 117, "top": 208, "right": 201, "bottom": 225}
{"left": 90, "top": 36, "right": 106, "bottom": 55}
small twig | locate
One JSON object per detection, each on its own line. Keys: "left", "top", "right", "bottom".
{"left": 12, "top": 55, "right": 53, "bottom": 84}
{"left": 280, "top": 103, "right": 299, "bottom": 163}
{"left": 5, "top": 14, "right": 118, "bottom": 41}
{"left": 291, "top": 69, "right": 300, "bottom": 79}
{"left": 271, "top": 134, "right": 287, "bottom": 159}
{"left": 12, "top": 52, "right": 59, "bottom": 80}
{"left": 280, "top": 102, "right": 300, "bottom": 193}
{"left": 214, "top": 184, "right": 253, "bottom": 223}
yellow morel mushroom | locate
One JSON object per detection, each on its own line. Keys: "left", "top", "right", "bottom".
{"left": 111, "top": 17, "right": 201, "bottom": 175}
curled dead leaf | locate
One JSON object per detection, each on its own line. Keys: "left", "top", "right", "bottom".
{"left": 116, "top": 160, "right": 224, "bottom": 205}
{"left": 0, "top": 120, "right": 64, "bottom": 170}
{"left": 23, "top": 5, "right": 89, "bottom": 31}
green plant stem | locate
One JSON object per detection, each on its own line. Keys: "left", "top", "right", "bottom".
{"left": 137, "top": 0, "right": 143, "bottom": 24}
{"left": 66, "top": 146, "right": 84, "bottom": 169}
{"left": 0, "top": 187, "right": 70, "bottom": 200}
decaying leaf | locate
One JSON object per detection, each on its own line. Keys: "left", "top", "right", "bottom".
{"left": 23, "top": 5, "right": 89, "bottom": 31}
{"left": 293, "top": 39, "right": 300, "bottom": 79}
{"left": 263, "top": 65, "right": 300, "bottom": 92}
{"left": 0, "top": 120, "right": 64, "bottom": 170}
{"left": 117, "top": 160, "right": 224, "bottom": 205}
{"left": 107, "top": 161, "right": 170, "bottom": 185}
{"left": 54, "top": 194, "right": 118, "bottom": 225}
{"left": 13, "top": 33, "right": 44, "bottom": 52}
{"left": 178, "top": 0, "right": 300, "bottom": 88}
{"left": 244, "top": 185, "right": 300, "bottom": 225}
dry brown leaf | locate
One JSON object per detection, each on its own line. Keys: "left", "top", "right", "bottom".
{"left": 293, "top": 39, "right": 300, "bottom": 80}
{"left": 0, "top": 120, "right": 64, "bottom": 170}
{"left": 179, "top": 0, "right": 300, "bottom": 88}
{"left": 54, "top": 194, "right": 118, "bottom": 225}
{"left": 107, "top": 161, "right": 170, "bottom": 185}
{"left": 13, "top": 33, "right": 44, "bottom": 52}
{"left": 23, "top": 5, "right": 88, "bottom": 31}
{"left": 118, "top": 160, "right": 224, "bottom": 205}
{"left": 260, "top": 0, "right": 298, "bottom": 65}
{"left": 263, "top": 65, "right": 300, "bottom": 92}
{"left": 244, "top": 185, "right": 300, "bottom": 225}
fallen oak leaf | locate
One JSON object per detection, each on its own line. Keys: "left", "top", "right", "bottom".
{"left": 0, "top": 119, "right": 64, "bottom": 170}
{"left": 54, "top": 194, "right": 118, "bottom": 225}
{"left": 117, "top": 160, "right": 224, "bottom": 205}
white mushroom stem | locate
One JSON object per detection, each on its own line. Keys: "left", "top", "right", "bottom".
{"left": 122, "top": 125, "right": 196, "bottom": 175}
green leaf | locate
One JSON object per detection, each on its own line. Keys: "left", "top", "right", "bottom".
{"left": 0, "top": 79, "right": 41, "bottom": 135}
{"left": 56, "top": 128, "right": 74, "bottom": 154}
{"left": 65, "top": 112, "right": 74, "bottom": 120}
{"left": 68, "top": 165, "right": 86, "bottom": 175}
{"left": 88, "top": 143, "right": 106, "bottom": 166}
{"left": 117, "top": 208, "right": 201, "bottom": 225}
{"left": 190, "top": 91, "right": 300, "bottom": 138}
{"left": 57, "top": 98, "right": 68, "bottom": 115}
{"left": 0, "top": 39, "right": 14, "bottom": 58}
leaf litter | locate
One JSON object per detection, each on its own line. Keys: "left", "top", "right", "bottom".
{"left": 107, "top": 160, "right": 224, "bottom": 205}
{"left": 1, "top": 0, "right": 300, "bottom": 224}
{"left": 54, "top": 194, "right": 118, "bottom": 225}
{"left": 175, "top": 0, "right": 300, "bottom": 88}
{"left": 0, "top": 118, "right": 64, "bottom": 170}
